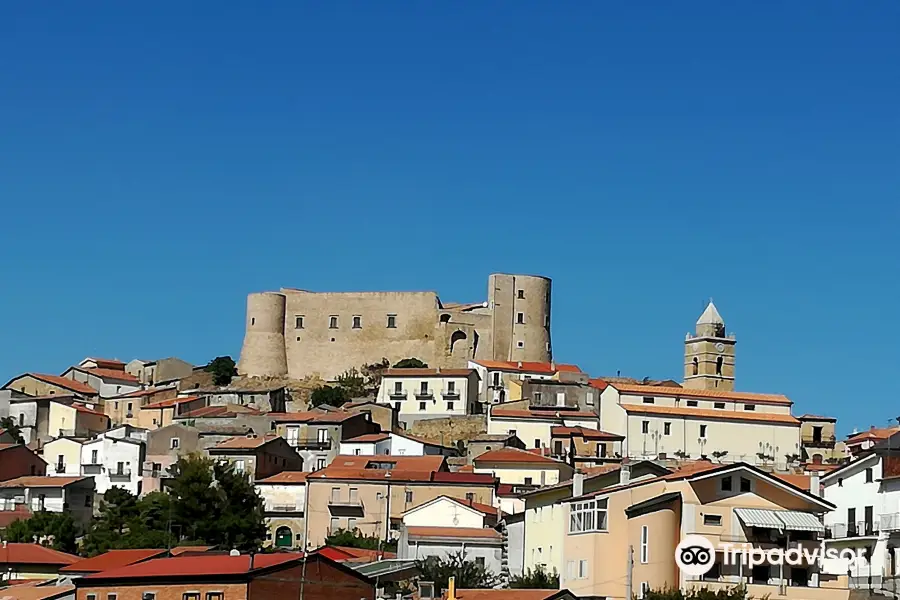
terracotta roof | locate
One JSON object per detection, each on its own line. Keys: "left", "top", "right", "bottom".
{"left": 0, "top": 506, "right": 32, "bottom": 528}
{"left": 406, "top": 526, "right": 501, "bottom": 540}
{"left": 83, "top": 358, "right": 126, "bottom": 369}
{"left": 170, "top": 546, "right": 213, "bottom": 556}
{"left": 588, "top": 378, "right": 608, "bottom": 390}
{"left": 551, "top": 426, "right": 624, "bottom": 441}
{"left": 79, "top": 367, "right": 139, "bottom": 383}
{"left": 847, "top": 427, "right": 900, "bottom": 444}
{"left": 445, "top": 590, "right": 565, "bottom": 600}
{"left": 271, "top": 411, "right": 359, "bottom": 424}
{"left": 256, "top": 471, "right": 309, "bottom": 484}
{"left": 318, "top": 546, "right": 397, "bottom": 561}
{"left": 0, "top": 582, "right": 75, "bottom": 600}
{"left": 383, "top": 368, "right": 476, "bottom": 377}
{"left": 344, "top": 433, "right": 391, "bottom": 443}
{"left": 82, "top": 553, "right": 304, "bottom": 580}
{"left": 72, "top": 402, "right": 106, "bottom": 417}
{"left": 774, "top": 473, "right": 815, "bottom": 491}
{"left": 610, "top": 383, "right": 792, "bottom": 406}
{"left": 60, "top": 549, "right": 167, "bottom": 573}
{"left": 0, "top": 476, "right": 89, "bottom": 489}
{"left": 490, "top": 407, "right": 599, "bottom": 421}
{"left": 18, "top": 374, "right": 96, "bottom": 395}
{"left": 211, "top": 433, "right": 280, "bottom": 450}
{"left": 0, "top": 543, "right": 80, "bottom": 566}
{"left": 142, "top": 395, "right": 201, "bottom": 410}
{"left": 622, "top": 403, "right": 800, "bottom": 425}
{"left": 474, "top": 447, "right": 565, "bottom": 466}
{"left": 573, "top": 461, "right": 724, "bottom": 499}
{"left": 496, "top": 483, "right": 518, "bottom": 497}
{"left": 472, "top": 361, "right": 581, "bottom": 374}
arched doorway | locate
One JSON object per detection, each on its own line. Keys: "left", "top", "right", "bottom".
{"left": 450, "top": 330, "right": 468, "bottom": 359}
{"left": 274, "top": 526, "right": 293, "bottom": 548}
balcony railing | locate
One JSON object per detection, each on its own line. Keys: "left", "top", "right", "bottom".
{"left": 801, "top": 435, "right": 836, "bottom": 447}
{"left": 442, "top": 390, "right": 460, "bottom": 398}
{"left": 389, "top": 391, "right": 407, "bottom": 399}
{"left": 882, "top": 513, "right": 900, "bottom": 532}
{"left": 290, "top": 439, "right": 332, "bottom": 450}
{"left": 110, "top": 468, "right": 132, "bottom": 478}
{"left": 415, "top": 390, "right": 434, "bottom": 399}
{"left": 827, "top": 520, "right": 879, "bottom": 538}
{"left": 327, "top": 496, "right": 363, "bottom": 507}
{"left": 267, "top": 504, "right": 303, "bottom": 513}
{"left": 55, "top": 465, "right": 66, "bottom": 474}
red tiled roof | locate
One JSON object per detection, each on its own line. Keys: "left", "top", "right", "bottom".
{"left": 0, "top": 506, "right": 31, "bottom": 527}
{"left": 472, "top": 361, "right": 581, "bottom": 374}
{"left": 430, "top": 472, "right": 496, "bottom": 484}
{"left": 490, "top": 407, "right": 599, "bottom": 421}
{"left": 383, "top": 368, "right": 476, "bottom": 377}
{"left": 551, "top": 426, "right": 624, "bottom": 441}
{"left": 257, "top": 471, "right": 309, "bottom": 484}
{"left": 588, "top": 378, "right": 609, "bottom": 390}
{"left": 496, "top": 484, "right": 518, "bottom": 497}
{"left": 0, "top": 476, "right": 89, "bottom": 488}
{"left": 327, "top": 546, "right": 396, "bottom": 561}
{"left": 474, "top": 447, "right": 566, "bottom": 466}
{"left": 344, "top": 433, "right": 391, "bottom": 443}
{"left": 610, "top": 382, "right": 792, "bottom": 405}
{"left": 622, "top": 403, "right": 800, "bottom": 425}
{"left": 0, "top": 582, "right": 75, "bottom": 600}
{"left": 406, "top": 526, "right": 501, "bottom": 540}
{"left": 80, "top": 368, "right": 139, "bottom": 383}
{"left": 774, "top": 473, "right": 815, "bottom": 491}
{"left": 83, "top": 358, "right": 126, "bottom": 369}
{"left": 211, "top": 433, "right": 279, "bottom": 450}
{"left": 21, "top": 373, "right": 96, "bottom": 395}
{"left": 798, "top": 414, "right": 837, "bottom": 422}
{"left": 310, "top": 456, "right": 494, "bottom": 484}
{"left": 142, "top": 395, "right": 201, "bottom": 410}
{"left": 0, "top": 543, "right": 80, "bottom": 566}
{"left": 83, "top": 553, "right": 304, "bottom": 580}
{"left": 847, "top": 427, "right": 899, "bottom": 444}
{"left": 60, "top": 549, "right": 167, "bottom": 573}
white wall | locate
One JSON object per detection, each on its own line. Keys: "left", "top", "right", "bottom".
{"left": 338, "top": 441, "right": 379, "bottom": 456}
{"left": 257, "top": 483, "right": 306, "bottom": 512}
{"left": 81, "top": 437, "right": 144, "bottom": 495}
{"left": 43, "top": 438, "right": 83, "bottom": 477}
{"left": 376, "top": 374, "right": 475, "bottom": 420}
{"left": 64, "top": 369, "right": 141, "bottom": 398}
{"left": 403, "top": 499, "right": 485, "bottom": 528}
{"left": 8, "top": 402, "right": 37, "bottom": 443}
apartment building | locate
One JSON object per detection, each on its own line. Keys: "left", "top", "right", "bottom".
{"left": 3, "top": 373, "right": 99, "bottom": 400}
{"left": 598, "top": 381, "right": 802, "bottom": 466}
{"left": 106, "top": 386, "right": 178, "bottom": 427}
{"left": 561, "top": 462, "right": 841, "bottom": 600}
{"left": 376, "top": 368, "right": 480, "bottom": 425}
{"left": 272, "top": 410, "right": 377, "bottom": 471}
{"left": 142, "top": 423, "right": 201, "bottom": 494}
{"left": 304, "top": 455, "right": 497, "bottom": 547}
{"left": 81, "top": 433, "right": 145, "bottom": 496}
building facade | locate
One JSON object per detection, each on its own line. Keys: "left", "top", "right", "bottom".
{"left": 238, "top": 273, "right": 553, "bottom": 380}
{"left": 376, "top": 368, "right": 480, "bottom": 425}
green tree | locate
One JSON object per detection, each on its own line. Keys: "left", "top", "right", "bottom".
{"left": 0, "top": 416, "right": 25, "bottom": 444}
{"left": 415, "top": 551, "right": 500, "bottom": 591}
{"left": 393, "top": 358, "right": 428, "bottom": 369}
{"left": 310, "top": 385, "right": 350, "bottom": 408}
{"left": 335, "top": 368, "right": 367, "bottom": 398}
{"left": 211, "top": 460, "right": 266, "bottom": 550}
{"left": 4, "top": 511, "right": 78, "bottom": 553}
{"left": 205, "top": 356, "right": 237, "bottom": 386}
{"left": 510, "top": 565, "right": 559, "bottom": 589}
{"left": 324, "top": 528, "right": 397, "bottom": 552}
{"left": 167, "top": 454, "right": 221, "bottom": 543}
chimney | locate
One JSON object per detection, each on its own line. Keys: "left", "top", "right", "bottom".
{"left": 573, "top": 471, "right": 585, "bottom": 497}
{"left": 810, "top": 472, "right": 821, "bottom": 497}
{"left": 619, "top": 463, "right": 632, "bottom": 485}
{"left": 447, "top": 576, "right": 457, "bottom": 600}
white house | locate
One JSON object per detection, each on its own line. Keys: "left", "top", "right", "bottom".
{"left": 597, "top": 381, "right": 802, "bottom": 467}
{"left": 0, "top": 476, "right": 95, "bottom": 527}
{"left": 255, "top": 471, "right": 307, "bottom": 549}
{"left": 487, "top": 404, "right": 600, "bottom": 451}
{"left": 81, "top": 434, "right": 145, "bottom": 496}
{"left": 376, "top": 368, "right": 480, "bottom": 426}
{"left": 821, "top": 437, "right": 900, "bottom": 591}
{"left": 338, "top": 431, "right": 457, "bottom": 457}
{"left": 61, "top": 366, "right": 141, "bottom": 398}
{"left": 468, "top": 360, "right": 583, "bottom": 405}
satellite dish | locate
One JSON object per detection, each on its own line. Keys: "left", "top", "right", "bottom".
{"left": 229, "top": 549, "right": 240, "bottom": 557}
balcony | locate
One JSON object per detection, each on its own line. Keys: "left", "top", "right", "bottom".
{"left": 882, "top": 513, "right": 900, "bottom": 532}
{"left": 389, "top": 391, "right": 407, "bottom": 400}
{"left": 328, "top": 495, "right": 363, "bottom": 507}
{"left": 54, "top": 464, "right": 66, "bottom": 474}
{"left": 290, "top": 439, "right": 332, "bottom": 450}
{"left": 827, "top": 520, "right": 879, "bottom": 538}
{"left": 109, "top": 468, "right": 132, "bottom": 479}
{"left": 415, "top": 389, "right": 434, "bottom": 400}
{"left": 267, "top": 504, "right": 303, "bottom": 514}
{"left": 442, "top": 390, "right": 460, "bottom": 399}
{"left": 801, "top": 435, "right": 836, "bottom": 448}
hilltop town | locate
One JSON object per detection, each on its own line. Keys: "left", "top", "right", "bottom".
{"left": 0, "top": 273, "right": 893, "bottom": 600}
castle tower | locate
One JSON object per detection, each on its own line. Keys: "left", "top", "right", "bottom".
{"left": 683, "top": 300, "right": 735, "bottom": 390}
{"left": 488, "top": 273, "right": 552, "bottom": 363}
{"left": 237, "top": 292, "right": 288, "bottom": 378}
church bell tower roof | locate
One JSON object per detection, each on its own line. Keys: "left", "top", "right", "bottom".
{"left": 696, "top": 300, "right": 724, "bottom": 326}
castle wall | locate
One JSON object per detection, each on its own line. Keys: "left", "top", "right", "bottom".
{"left": 489, "top": 274, "right": 552, "bottom": 363}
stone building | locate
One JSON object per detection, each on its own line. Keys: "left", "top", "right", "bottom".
{"left": 238, "top": 273, "right": 553, "bottom": 380}
{"left": 684, "top": 300, "right": 736, "bottom": 391}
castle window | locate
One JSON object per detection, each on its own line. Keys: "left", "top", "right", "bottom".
{"left": 329, "top": 316, "right": 339, "bottom": 329}
{"left": 517, "top": 312, "right": 525, "bottom": 324}
{"left": 251, "top": 318, "right": 255, "bottom": 326}
{"left": 295, "top": 315, "right": 304, "bottom": 329}
{"left": 692, "top": 357, "right": 699, "bottom": 376}
{"left": 352, "top": 316, "right": 362, "bottom": 329}
{"left": 516, "top": 340, "right": 525, "bottom": 348}
{"left": 517, "top": 289, "right": 525, "bottom": 299}
{"left": 440, "top": 313, "right": 451, "bottom": 323}
{"left": 386, "top": 314, "right": 397, "bottom": 328}
{"left": 716, "top": 356, "right": 723, "bottom": 375}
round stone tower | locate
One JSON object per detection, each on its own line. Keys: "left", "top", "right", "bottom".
{"left": 237, "top": 292, "right": 288, "bottom": 378}
{"left": 488, "top": 273, "right": 552, "bottom": 363}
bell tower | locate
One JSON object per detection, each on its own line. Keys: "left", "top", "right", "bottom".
{"left": 684, "top": 300, "right": 735, "bottom": 390}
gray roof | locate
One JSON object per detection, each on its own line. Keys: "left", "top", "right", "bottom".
{"left": 697, "top": 301, "right": 724, "bottom": 325}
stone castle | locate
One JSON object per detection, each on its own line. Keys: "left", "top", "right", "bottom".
{"left": 237, "top": 273, "right": 553, "bottom": 380}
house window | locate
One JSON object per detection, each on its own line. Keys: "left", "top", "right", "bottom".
{"left": 664, "top": 422, "right": 671, "bottom": 436}
{"left": 466, "top": 492, "right": 475, "bottom": 502}
{"left": 419, "top": 401, "right": 426, "bottom": 411}
{"left": 329, "top": 315, "right": 339, "bottom": 329}
{"left": 183, "top": 594, "right": 200, "bottom": 600}
{"left": 721, "top": 476, "right": 732, "bottom": 491}
{"left": 475, "top": 556, "right": 485, "bottom": 568}
{"left": 534, "top": 439, "right": 541, "bottom": 449}
{"left": 446, "top": 401, "right": 455, "bottom": 411}
{"left": 686, "top": 400, "right": 698, "bottom": 407}
{"left": 234, "top": 459, "right": 245, "bottom": 473}
{"left": 569, "top": 498, "right": 608, "bottom": 532}
{"left": 85, "top": 494, "right": 93, "bottom": 507}
{"left": 866, "top": 468, "right": 874, "bottom": 483}
{"left": 206, "top": 594, "right": 224, "bottom": 600}
{"left": 699, "top": 424, "right": 707, "bottom": 438}
{"left": 524, "top": 477, "right": 533, "bottom": 486}
{"left": 406, "top": 490, "right": 413, "bottom": 503}
{"left": 91, "top": 449, "right": 98, "bottom": 464}
{"left": 420, "top": 381, "right": 429, "bottom": 395}
{"left": 641, "top": 421, "right": 649, "bottom": 434}
{"left": 640, "top": 525, "right": 649, "bottom": 564}
{"left": 838, "top": 478, "right": 843, "bottom": 487}
{"left": 295, "top": 315, "right": 304, "bottom": 329}
{"left": 517, "top": 289, "right": 525, "bottom": 299}
{"left": 87, "top": 595, "right": 97, "bottom": 600}
{"left": 516, "top": 340, "right": 524, "bottom": 348}
{"left": 744, "top": 404, "right": 755, "bottom": 411}
{"left": 447, "top": 381, "right": 456, "bottom": 393}
{"left": 393, "top": 381, "right": 403, "bottom": 394}
{"left": 556, "top": 392, "right": 566, "bottom": 407}
{"left": 108, "top": 594, "right": 118, "bottom": 600}
{"left": 170, "top": 438, "right": 180, "bottom": 449}
{"left": 141, "top": 594, "right": 156, "bottom": 600}
{"left": 517, "top": 312, "right": 525, "bottom": 324}
{"left": 704, "top": 514, "right": 723, "bottom": 526}
{"left": 330, "top": 517, "right": 339, "bottom": 532}
{"left": 714, "top": 402, "right": 726, "bottom": 409}
{"left": 316, "top": 457, "right": 326, "bottom": 470}
{"left": 534, "top": 392, "right": 542, "bottom": 403}
{"left": 586, "top": 392, "right": 594, "bottom": 406}
{"left": 492, "top": 372, "right": 501, "bottom": 387}
{"left": 386, "top": 314, "right": 397, "bottom": 328}
{"left": 740, "top": 477, "right": 751, "bottom": 492}
{"left": 352, "top": 316, "right": 362, "bottom": 329}
{"left": 394, "top": 402, "right": 401, "bottom": 411}
{"left": 642, "top": 397, "right": 654, "bottom": 404}
{"left": 578, "top": 559, "right": 588, "bottom": 579}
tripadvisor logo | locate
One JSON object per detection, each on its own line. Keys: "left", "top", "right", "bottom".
{"left": 674, "top": 534, "right": 866, "bottom": 576}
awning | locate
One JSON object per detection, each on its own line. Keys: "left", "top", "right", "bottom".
{"left": 734, "top": 508, "right": 825, "bottom": 533}
{"left": 735, "top": 508, "right": 785, "bottom": 529}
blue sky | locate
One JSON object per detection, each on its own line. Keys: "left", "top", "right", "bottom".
{"left": 1, "top": 3, "right": 898, "bottom": 435}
